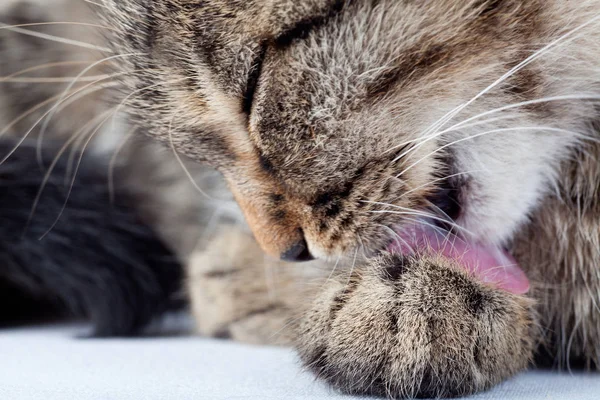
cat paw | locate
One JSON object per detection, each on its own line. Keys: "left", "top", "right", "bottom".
{"left": 296, "top": 253, "right": 537, "bottom": 398}
{"left": 188, "top": 226, "right": 308, "bottom": 345}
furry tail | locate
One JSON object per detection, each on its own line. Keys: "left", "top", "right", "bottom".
{"left": 0, "top": 139, "right": 183, "bottom": 336}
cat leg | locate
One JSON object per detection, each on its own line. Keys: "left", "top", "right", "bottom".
{"left": 187, "top": 225, "right": 326, "bottom": 345}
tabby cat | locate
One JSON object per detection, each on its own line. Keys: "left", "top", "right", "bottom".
{"left": 4, "top": 0, "right": 600, "bottom": 398}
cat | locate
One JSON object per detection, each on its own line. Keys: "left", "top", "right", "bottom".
{"left": 99, "top": 0, "right": 600, "bottom": 397}
{"left": 3, "top": 0, "right": 600, "bottom": 398}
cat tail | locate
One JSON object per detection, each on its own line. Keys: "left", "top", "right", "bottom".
{"left": 0, "top": 138, "right": 184, "bottom": 336}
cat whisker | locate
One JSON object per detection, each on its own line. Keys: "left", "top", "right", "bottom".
{"left": 1, "top": 78, "right": 120, "bottom": 166}
{"left": 387, "top": 13, "right": 600, "bottom": 160}
{"left": 63, "top": 118, "right": 99, "bottom": 186}
{"left": 167, "top": 113, "right": 212, "bottom": 199}
{"left": 391, "top": 93, "right": 600, "bottom": 165}
{"left": 421, "top": 13, "right": 600, "bottom": 136}
{"left": 380, "top": 211, "right": 473, "bottom": 248}
{"left": 438, "top": 94, "right": 600, "bottom": 139}
{"left": 24, "top": 108, "right": 116, "bottom": 237}
{"left": 0, "top": 21, "right": 116, "bottom": 31}
{"left": 110, "top": 75, "right": 189, "bottom": 134}
{"left": 387, "top": 115, "right": 517, "bottom": 160}
{"left": 33, "top": 70, "right": 137, "bottom": 166}
{"left": 424, "top": 200, "right": 460, "bottom": 227}
{"left": 396, "top": 125, "right": 600, "bottom": 179}
{"left": 0, "top": 62, "right": 127, "bottom": 167}
{"left": 0, "top": 22, "right": 113, "bottom": 53}
{"left": 0, "top": 81, "right": 114, "bottom": 139}
{"left": 397, "top": 169, "right": 484, "bottom": 198}
{"left": 107, "top": 125, "right": 138, "bottom": 203}
{"left": 93, "top": 0, "right": 149, "bottom": 25}
{"left": 38, "top": 53, "right": 146, "bottom": 151}
{"left": 39, "top": 109, "right": 118, "bottom": 240}
{"left": 0, "top": 75, "right": 111, "bottom": 83}
{"left": 84, "top": 0, "right": 108, "bottom": 9}
{"left": 365, "top": 201, "right": 474, "bottom": 238}
{"left": 34, "top": 76, "right": 126, "bottom": 167}
{"left": 344, "top": 239, "right": 361, "bottom": 287}
{"left": 0, "top": 60, "right": 100, "bottom": 82}
{"left": 35, "top": 66, "right": 156, "bottom": 166}
{"left": 324, "top": 254, "right": 342, "bottom": 286}
{"left": 378, "top": 214, "right": 450, "bottom": 252}
{"left": 377, "top": 224, "right": 411, "bottom": 252}
{"left": 395, "top": 215, "right": 460, "bottom": 250}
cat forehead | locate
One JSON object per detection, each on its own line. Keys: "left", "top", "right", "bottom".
{"left": 106, "top": 0, "right": 543, "bottom": 168}
{"left": 247, "top": 1, "right": 517, "bottom": 163}
{"left": 109, "top": 0, "right": 535, "bottom": 103}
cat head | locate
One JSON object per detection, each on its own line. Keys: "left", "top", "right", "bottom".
{"left": 102, "top": 0, "right": 597, "bottom": 261}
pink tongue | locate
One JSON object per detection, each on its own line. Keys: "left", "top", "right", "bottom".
{"left": 389, "top": 223, "right": 530, "bottom": 294}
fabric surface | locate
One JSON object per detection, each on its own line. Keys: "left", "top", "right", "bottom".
{"left": 0, "top": 324, "right": 598, "bottom": 400}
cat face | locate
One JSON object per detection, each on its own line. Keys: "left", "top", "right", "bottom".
{"left": 105, "top": 0, "right": 595, "bottom": 261}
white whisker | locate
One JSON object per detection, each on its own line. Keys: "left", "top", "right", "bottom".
{"left": 0, "top": 22, "right": 113, "bottom": 53}
{"left": 167, "top": 114, "right": 212, "bottom": 199}
{"left": 388, "top": 13, "right": 600, "bottom": 160}
{"left": 439, "top": 95, "right": 600, "bottom": 137}
{"left": 346, "top": 239, "right": 360, "bottom": 287}
{"left": 0, "top": 82, "right": 114, "bottom": 139}
{"left": 397, "top": 125, "right": 600, "bottom": 179}
{"left": 428, "top": 14, "right": 599, "bottom": 130}
{"left": 398, "top": 216, "right": 462, "bottom": 255}
{"left": 377, "top": 224, "right": 411, "bottom": 252}
{"left": 84, "top": 0, "right": 108, "bottom": 8}
{"left": 108, "top": 126, "right": 138, "bottom": 203}
{"left": 399, "top": 169, "right": 484, "bottom": 198}
{"left": 0, "top": 21, "right": 115, "bottom": 31}
{"left": 109, "top": 75, "right": 187, "bottom": 134}
{"left": 392, "top": 95, "right": 600, "bottom": 164}
{"left": 387, "top": 115, "right": 517, "bottom": 159}
{"left": 1, "top": 78, "right": 121, "bottom": 166}
{"left": 39, "top": 110, "right": 116, "bottom": 240}
{"left": 0, "top": 75, "right": 110, "bottom": 83}
{"left": 325, "top": 255, "right": 342, "bottom": 285}
{"left": 24, "top": 108, "right": 115, "bottom": 236}
{"left": 34, "top": 80, "right": 123, "bottom": 166}
{"left": 38, "top": 53, "right": 145, "bottom": 151}
{"left": 367, "top": 204, "right": 474, "bottom": 238}
{"left": 0, "top": 60, "right": 96, "bottom": 82}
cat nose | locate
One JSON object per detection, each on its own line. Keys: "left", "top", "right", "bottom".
{"left": 280, "top": 237, "right": 314, "bottom": 262}
{"left": 226, "top": 172, "right": 315, "bottom": 261}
